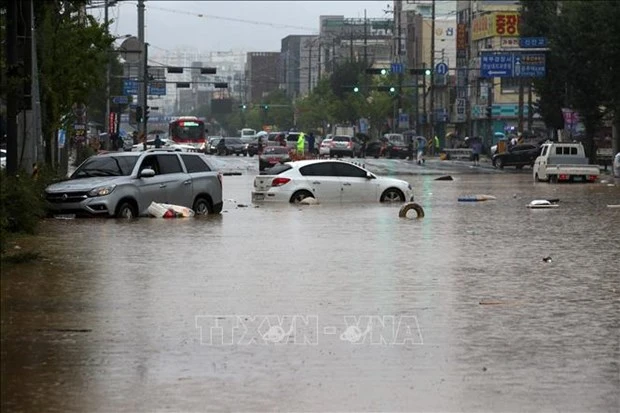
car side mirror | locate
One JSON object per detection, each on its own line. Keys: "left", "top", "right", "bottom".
{"left": 366, "top": 172, "right": 375, "bottom": 180}
{"left": 140, "top": 168, "right": 155, "bottom": 178}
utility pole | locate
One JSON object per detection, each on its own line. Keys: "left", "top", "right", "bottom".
{"left": 363, "top": 9, "right": 368, "bottom": 96}
{"left": 517, "top": 77, "right": 524, "bottom": 133}
{"left": 527, "top": 79, "right": 533, "bottom": 131}
{"left": 429, "top": 0, "right": 436, "bottom": 140}
{"left": 142, "top": 43, "right": 149, "bottom": 133}
{"left": 308, "top": 42, "right": 312, "bottom": 93}
{"left": 5, "top": 0, "right": 18, "bottom": 174}
{"left": 396, "top": 0, "right": 403, "bottom": 116}
{"left": 137, "top": 0, "right": 145, "bottom": 136}
{"left": 104, "top": 0, "right": 111, "bottom": 145}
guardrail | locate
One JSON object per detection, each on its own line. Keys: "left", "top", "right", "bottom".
{"left": 442, "top": 148, "right": 473, "bottom": 160}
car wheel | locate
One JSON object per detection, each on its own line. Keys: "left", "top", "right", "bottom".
{"left": 116, "top": 201, "right": 137, "bottom": 219}
{"left": 495, "top": 158, "right": 504, "bottom": 169}
{"left": 290, "top": 190, "right": 314, "bottom": 204}
{"left": 212, "top": 201, "right": 223, "bottom": 214}
{"left": 380, "top": 188, "right": 405, "bottom": 203}
{"left": 193, "top": 197, "right": 212, "bottom": 215}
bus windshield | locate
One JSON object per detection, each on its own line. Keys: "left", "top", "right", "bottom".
{"left": 170, "top": 120, "right": 205, "bottom": 141}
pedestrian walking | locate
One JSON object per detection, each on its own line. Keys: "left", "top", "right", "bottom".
{"left": 154, "top": 134, "right": 163, "bottom": 148}
{"left": 471, "top": 138, "right": 482, "bottom": 166}
{"left": 434, "top": 135, "right": 440, "bottom": 156}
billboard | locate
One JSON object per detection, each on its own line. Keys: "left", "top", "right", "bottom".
{"left": 471, "top": 12, "right": 520, "bottom": 41}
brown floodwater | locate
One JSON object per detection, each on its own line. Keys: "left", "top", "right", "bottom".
{"left": 2, "top": 161, "right": 619, "bottom": 412}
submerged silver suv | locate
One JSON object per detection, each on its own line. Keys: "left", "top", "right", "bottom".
{"left": 45, "top": 150, "right": 223, "bottom": 218}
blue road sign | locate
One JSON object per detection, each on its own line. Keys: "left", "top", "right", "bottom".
{"left": 112, "top": 95, "right": 129, "bottom": 105}
{"left": 391, "top": 63, "right": 404, "bottom": 74}
{"left": 435, "top": 62, "right": 449, "bottom": 75}
{"left": 148, "top": 81, "right": 166, "bottom": 96}
{"left": 480, "top": 52, "right": 514, "bottom": 77}
{"left": 514, "top": 53, "right": 546, "bottom": 77}
{"left": 519, "top": 37, "right": 547, "bottom": 48}
{"left": 122, "top": 79, "right": 139, "bottom": 95}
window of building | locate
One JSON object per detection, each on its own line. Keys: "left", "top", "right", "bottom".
{"left": 501, "top": 77, "right": 520, "bottom": 94}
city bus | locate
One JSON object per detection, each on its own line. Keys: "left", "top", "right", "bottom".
{"left": 168, "top": 116, "right": 207, "bottom": 148}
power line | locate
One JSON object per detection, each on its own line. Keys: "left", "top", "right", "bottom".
{"left": 136, "top": 3, "right": 318, "bottom": 32}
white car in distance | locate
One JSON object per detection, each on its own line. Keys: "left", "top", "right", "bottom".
{"left": 252, "top": 159, "right": 414, "bottom": 204}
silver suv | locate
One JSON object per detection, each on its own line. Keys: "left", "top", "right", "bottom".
{"left": 45, "top": 150, "right": 223, "bottom": 218}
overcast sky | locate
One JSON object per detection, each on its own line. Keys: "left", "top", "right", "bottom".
{"left": 100, "top": 1, "right": 392, "bottom": 53}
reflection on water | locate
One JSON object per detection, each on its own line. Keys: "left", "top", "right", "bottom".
{"left": 2, "top": 174, "right": 619, "bottom": 412}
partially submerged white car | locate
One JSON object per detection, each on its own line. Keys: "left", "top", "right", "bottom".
{"left": 252, "top": 159, "right": 414, "bottom": 204}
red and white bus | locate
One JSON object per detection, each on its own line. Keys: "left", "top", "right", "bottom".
{"left": 168, "top": 116, "right": 206, "bottom": 149}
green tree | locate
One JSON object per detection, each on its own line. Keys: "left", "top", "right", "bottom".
{"left": 34, "top": 1, "right": 114, "bottom": 165}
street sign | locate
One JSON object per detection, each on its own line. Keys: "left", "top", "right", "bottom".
{"left": 435, "top": 62, "right": 448, "bottom": 75}
{"left": 519, "top": 37, "right": 547, "bottom": 48}
{"left": 391, "top": 63, "right": 404, "bottom": 74}
{"left": 514, "top": 53, "right": 546, "bottom": 77}
{"left": 112, "top": 95, "right": 129, "bottom": 105}
{"left": 148, "top": 81, "right": 166, "bottom": 96}
{"left": 480, "top": 52, "right": 514, "bottom": 77}
{"left": 453, "top": 98, "right": 466, "bottom": 123}
{"left": 398, "top": 113, "right": 409, "bottom": 129}
{"left": 123, "top": 79, "right": 139, "bottom": 95}
{"left": 480, "top": 51, "right": 546, "bottom": 78}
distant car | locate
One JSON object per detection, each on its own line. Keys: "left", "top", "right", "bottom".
{"left": 319, "top": 138, "right": 333, "bottom": 157}
{"left": 365, "top": 140, "right": 391, "bottom": 158}
{"left": 613, "top": 152, "right": 620, "bottom": 178}
{"left": 383, "top": 133, "right": 410, "bottom": 159}
{"left": 259, "top": 146, "right": 291, "bottom": 172}
{"left": 329, "top": 135, "right": 361, "bottom": 158}
{"left": 492, "top": 143, "right": 541, "bottom": 169}
{"left": 132, "top": 138, "right": 197, "bottom": 153}
{"left": 45, "top": 150, "right": 223, "bottom": 218}
{"left": 210, "top": 137, "right": 246, "bottom": 156}
{"left": 0, "top": 149, "right": 6, "bottom": 169}
{"left": 251, "top": 159, "right": 414, "bottom": 204}
{"left": 240, "top": 136, "right": 257, "bottom": 156}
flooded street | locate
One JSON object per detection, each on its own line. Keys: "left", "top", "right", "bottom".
{"left": 2, "top": 160, "right": 620, "bottom": 412}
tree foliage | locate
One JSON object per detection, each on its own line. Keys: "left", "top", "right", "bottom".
{"left": 520, "top": 0, "right": 620, "bottom": 153}
{"left": 33, "top": 0, "right": 115, "bottom": 163}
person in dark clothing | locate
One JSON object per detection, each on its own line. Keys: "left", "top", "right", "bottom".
{"left": 154, "top": 134, "right": 163, "bottom": 148}
{"left": 307, "top": 132, "right": 316, "bottom": 157}
{"left": 217, "top": 138, "right": 227, "bottom": 155}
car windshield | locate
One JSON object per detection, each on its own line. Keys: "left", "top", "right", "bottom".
{"left": 333, "top": 136, "right": 351, "bottom": 142}
{"left": 71, "top": 155, "right": 139, "bottom": 178}
{"left": 265, "top": 163, "right": 292, "bottom": 174}
{"left": 388, "top": 135, "right": 405, "bottom": 144}
{"left": 170, "top": 121, "right": 205, "bottom": 140}
{"left": 226, "top": 138, "right": 243, "bottom": 145}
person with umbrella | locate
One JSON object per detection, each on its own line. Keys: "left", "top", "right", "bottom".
{"left": 415, "top": 136, "right": 427, "bottom": 165}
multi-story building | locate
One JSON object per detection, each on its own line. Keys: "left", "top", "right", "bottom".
{"left": 281, "top": 35, "right": 318, "bottom": 99}
{"left": 457, "top": 0, "right": 540, "bottom": 142}
{"left": 149, "top": 49, "right": 246, "bottom": 115}
{"left": 318, "top": 15, "right": 394, "bottom": 76}
{"left": 245, "top": 52, "right": 281, "bottom": 104}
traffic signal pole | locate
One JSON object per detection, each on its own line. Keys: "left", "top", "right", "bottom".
{"left": 137, "top": 0, "right": 145, "bottom": 136}
{"left": 429, "top": 0, "right": 436, "bottom": 140}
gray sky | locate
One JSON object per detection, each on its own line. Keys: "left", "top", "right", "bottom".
{"left": 102, "top": 1, "right": 392, "bottom": 52}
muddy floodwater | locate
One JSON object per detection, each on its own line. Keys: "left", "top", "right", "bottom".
{"left": 2, "top": 169, "right": 619, "bottom": 412}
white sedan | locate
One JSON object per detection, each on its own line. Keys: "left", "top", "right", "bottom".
{"left": 252, "top": 159, "right": 414, "bottom": 204}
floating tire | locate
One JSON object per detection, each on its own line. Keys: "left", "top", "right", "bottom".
{"left": 399, "top": 202, "right": 425, "bottom": 219}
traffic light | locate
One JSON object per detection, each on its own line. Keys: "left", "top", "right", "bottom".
{"left": 366, "top": 68, "right": 388, "bottom": 75}
{"left": 262, "top": 104, "right": 269, "bottom": 110}
{"left": 410, "top": 68, "right": 432, "bottom": 76}
{"left": 377, "top": 85, "right": 396, "bottom": 93}
{"left": 214, "top": 82, "right": 228, "bottom": 89}
{"left": 389, "top": 86, "right": 396, "bottom": 93}
{"left": 200, "top": 67, "right": 217, "bottom": 74}
{"left": 353, "top": 86, "right": 360, "bottom": 93}
{"left": 486, "top": 106, "right": 492, "bottom": 118}
{"left": 239, "top": 104, "right": 247, "bottom": 110}
{"left": 136, "top": 106, "right": 143, "bottom": 123}
{"left": 144, "top": 105, "right": 150, "bottom": 122}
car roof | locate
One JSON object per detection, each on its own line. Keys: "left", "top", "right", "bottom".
{"left": 286, "top": 159, "right": 365, "bottom": 168}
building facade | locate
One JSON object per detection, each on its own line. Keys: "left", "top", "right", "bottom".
{"left": 280, "top": 35, "right": 318, "bottom": 99}
{"left": 245, "top": 52, "right": 281, "bottom": 104}
{"left": 457, "top": 0, "right": 540, "bottom": 142}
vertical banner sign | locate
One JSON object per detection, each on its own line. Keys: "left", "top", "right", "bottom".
{"left": 456, "top": 23, "right": 467, "bottom": 58}
{"left": 108, "top": 112, "right": 116, "bottom": 134}
{"left": 494, "top": 13, "right": 519, "bottom": 36}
